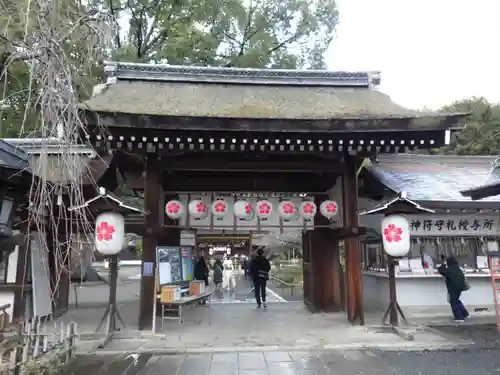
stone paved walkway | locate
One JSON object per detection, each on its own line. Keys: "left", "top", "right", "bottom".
{"left": 66, "top": 347, "right": 500, "bottom": 375}
{"left": 68, "top": 302, "right": 461, "bottom": 354}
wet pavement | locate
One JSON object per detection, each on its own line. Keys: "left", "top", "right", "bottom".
{"left": 429, "top": 322, "right": 500, "bottom": 349}
{"left": 65, "top": 348, "right": 500, "bottom": 374}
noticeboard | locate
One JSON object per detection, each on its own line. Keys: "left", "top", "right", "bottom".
{"left": 156, "top": 246, "right": 194, "bottom": 288}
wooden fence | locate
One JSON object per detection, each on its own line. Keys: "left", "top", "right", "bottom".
{"left": 0, "top": 317, "right": 78, "bottom": 375}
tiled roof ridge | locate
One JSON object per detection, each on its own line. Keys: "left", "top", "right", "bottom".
{"left": 102, "top": 61, "right": 381, "bottom": 88}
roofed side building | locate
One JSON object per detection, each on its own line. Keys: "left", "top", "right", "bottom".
{"left": 361, "top": 154, "right": 500, "bottom": 211}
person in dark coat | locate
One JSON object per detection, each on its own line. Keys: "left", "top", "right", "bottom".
{"left": 213, "top": 259, "right": 224, "bottom": 297}
{"left": 243, "top": 258, "right": 250, "bottom": 279}
{"left": 194, "top": 256, "right": 209, "bottom": 286}
{"left": 438, "top": 255, "right": 469, "bottom": 322}
{"left": 250, "top": 249, "right": 271, "bottom": 309}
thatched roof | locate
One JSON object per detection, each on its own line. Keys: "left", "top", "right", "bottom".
{"left": 82, "top": 62, "right": 466, "bottom": 123}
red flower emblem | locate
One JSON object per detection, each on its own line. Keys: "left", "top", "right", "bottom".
{"left": 259, "top": 202, "right": 271, "bottom": 215}
{"left": 383, "top": 223, "right": 403, "bottom": 243}
{"left": 325, "top": 202, "right": 337, "bottom": 213}
{"left": 244, "top": 203, "right": 252, "bottom": 214}
{"left": 214, "top": 201, "right": 226, "bottom": 213}
{"left": 282, "top": 202, "right": 295, "bottom": 215}
{"left": 167, "top": 202, "right": 181, "bottom": 214}
{"left": 303, "top": 202, "right": 315, "bottom": 214}
{"left": 196, "top": 202, "right": 206, "bottom": 213}
{"left": 96, "top": 221, "right": 115, "bottom": 242}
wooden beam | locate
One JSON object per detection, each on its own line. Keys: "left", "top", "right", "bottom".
{"left": 343, "top": 158, "right": 364, "bottom": 325}
{"left": 163, "top": 176, "right": 332, "bottom": 192}
{"left": 162, "top": 159, "right": 345, "bottom": 173}
{"left": 124, "top": 171, "right": 334, "bottom": 192}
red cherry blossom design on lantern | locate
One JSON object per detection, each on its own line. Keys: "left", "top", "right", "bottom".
{"left": 282, "top": 202, "right": 295, "bottom": 215}
{"left": 259, "top": 203, "right": 271, "bottom": 215}
{"left": 167, "top": 202, "right": 181, "bottom": 214}
{"left": 214, "top": 201, "right": 227, "bottom": 213}
{"left": 383, "top": 223, "right": 403, "bottom": 243}
{"left": 196, "top": 202, "right": 206, "bottom": 213}
{"left": 303, "top": 202, "right": 315, "bottom": 214}
{"left": 325, "top": 202, "right": 337, "bottom": 213}
{"left": 96, "top": 221, "right": 115, "bottom": 242}
{"left": 244, "top": 203, "right": 252, "bottom": 214}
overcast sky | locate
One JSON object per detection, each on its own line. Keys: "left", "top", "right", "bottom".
{"left": 326, "top": 0, "right": 500, "bottom": 109}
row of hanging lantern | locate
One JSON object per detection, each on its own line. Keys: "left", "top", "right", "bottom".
{"left": 165, "top": 199, "right": 339, "bottom": 221}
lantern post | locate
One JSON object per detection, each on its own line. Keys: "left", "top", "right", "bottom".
{"left": 359, "top": 191, "right": 434, "bottom": 327}
{"left": 69, "top": 187, "right": 143, "bottom": 346}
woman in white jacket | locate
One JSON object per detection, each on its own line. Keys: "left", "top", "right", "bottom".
{"left": 222, "top": 259, "right": 235, "bottom": 291}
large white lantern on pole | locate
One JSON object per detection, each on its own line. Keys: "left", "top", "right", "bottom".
{"left": 165, "top": 200, "right": 184, "bottom": 220}
{"left": 234, "top": 200, "right": 253, "bottom": 220}
{"left": 95, "top": 212, "right": 125, "bottom": 255}
{"left": 381, "top": 215, "right": 410, "bottom": 257}
{"left": 211, "top": 199, "right": 229, "bottom": 220}
{"left": 299, "top": 201, "right": 317, "bottom": 221}
{"left": 68, "top": 186, "right": 143, "bottom": 336}
{"left": 278, "top": 200, "right": 297, "bottom": 221}
{"left": 188, "top": 199, "right": 208, "bottom": 219}
{"left": 256, "top": 200, "right": 273, "bottom": 220}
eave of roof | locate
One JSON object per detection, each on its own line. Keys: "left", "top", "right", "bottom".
{"left": 460, "top": 162, "right": 500, "bottom": 200}
{"left": 4, "top": 138, "right": 96, "bottom": 157}
{"left": 0, "top": 139, "right": 29, "bottom": 170}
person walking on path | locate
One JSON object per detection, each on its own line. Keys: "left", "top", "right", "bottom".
{"left": 250, "top": 249, "right": 271, "bottom": 309}
{"left": 438, "top": 255, "right": 470, "bottom": 322}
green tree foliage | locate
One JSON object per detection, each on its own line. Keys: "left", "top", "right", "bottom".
{"left": 2, "top": 0, "right": 339, "bottom": 137}
{"left": 106, "top": 0, "right": 339, "bottom": 68}
{"left": 1, "top": 0, "right": 107, "bottom": 137}
{"left": 441, "top": 97, "right": 500, "bottom": 155}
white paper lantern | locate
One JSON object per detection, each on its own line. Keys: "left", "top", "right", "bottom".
{"left": 165, "top": 200, "right": 184, "bottom": 219}
{"left": 234, "top": 200, "right": 253, "bottom": 220}
{"left": 319, "top": 200, "right": 339, "bottom": 219}
{"left": 95, "top": 212, "right": 125, "bottom": 255}
{"left": 256, "top": 200, "right": 273, "bottom": 220}
{"left": 211, "top": 199, "right": 229, "bottom": 219}
{"left": 278, "top": 200, "right": 297, "bottom": 221}
{"left": 188, "top": 199, "right": 208, "bottom": 219}
{"left": 381, "top": 215, "right": 410, "bottom": 257}
{"left": 300, "top": 201, "right": 317, "bottom": 221}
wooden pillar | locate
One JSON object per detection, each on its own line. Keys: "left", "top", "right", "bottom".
{"left": 315, "top": 195, "right": 343, "bottom": 311}
{"left": 139, "top": 156, "right": 161, "bottom": 330}
{"left": 303, "top": 196, "right": 343, "bottom": 312}
{"left": 343, "top": 159, "right": 364, "bottom": 325}
{"left": 302, "top": 230, "right": 313, "bottom": 310}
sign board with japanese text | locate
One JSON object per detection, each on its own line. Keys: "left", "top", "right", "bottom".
{"left": 406, "top": 215, "right": 500, "bottom": 236}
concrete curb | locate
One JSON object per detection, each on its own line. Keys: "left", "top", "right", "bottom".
{"left": 391, "top": 326, "right": 415, "bottom": 341}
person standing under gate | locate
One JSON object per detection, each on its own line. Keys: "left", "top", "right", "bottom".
{"left": 250, "top": 248, "right": 271, "bottom": 309}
